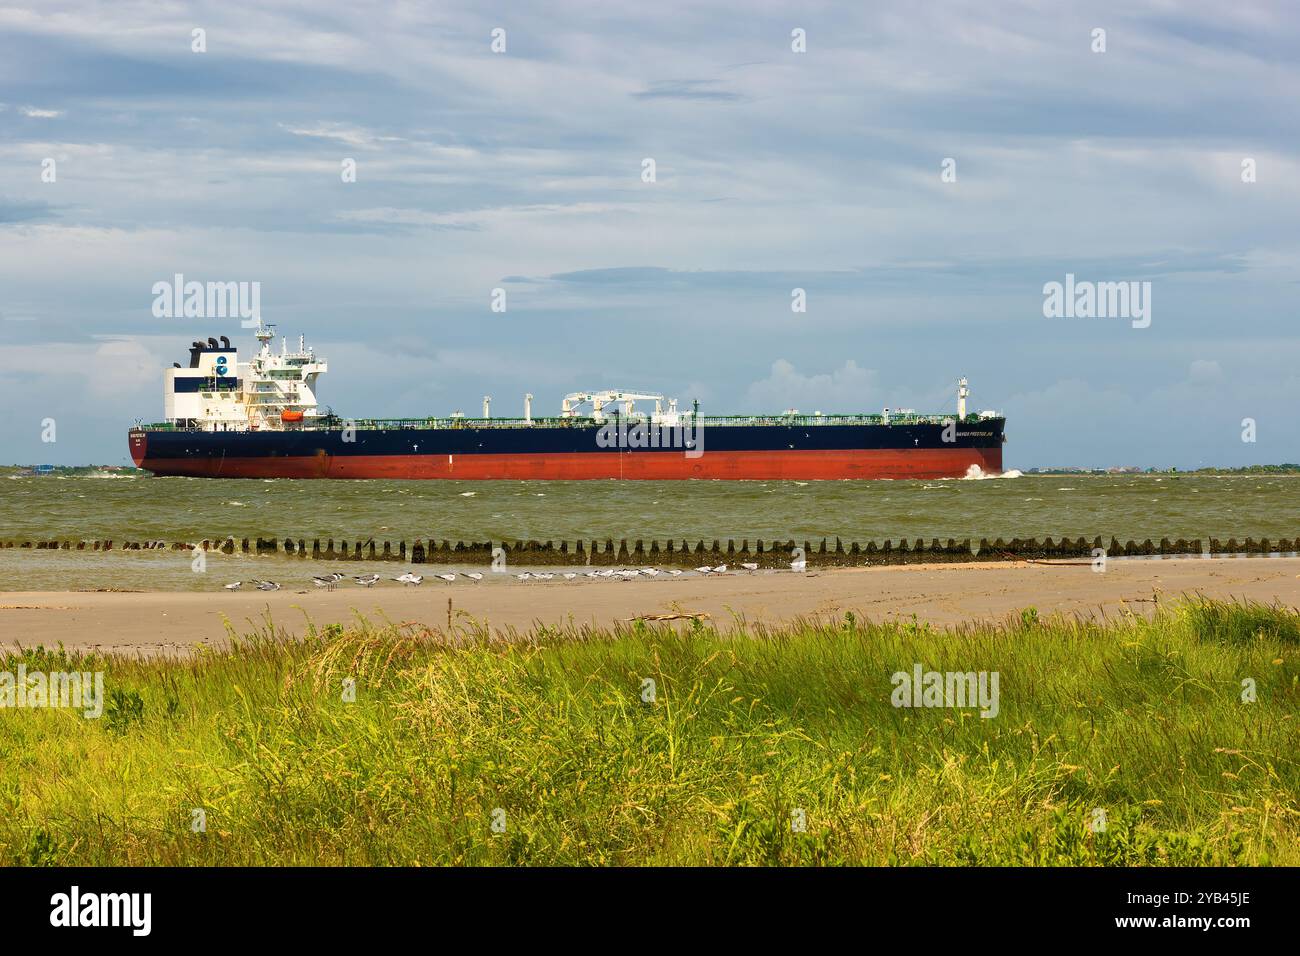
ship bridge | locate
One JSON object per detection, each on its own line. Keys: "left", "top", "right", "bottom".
{"left": 162, "top": 318, "right": 327, "bottom": 431}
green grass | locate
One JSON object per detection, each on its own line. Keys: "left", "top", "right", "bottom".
{"left": 1, "top": 598, "right": 1297, "bottom": 865}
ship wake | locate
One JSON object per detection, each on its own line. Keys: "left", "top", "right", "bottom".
{"left": 961, "top": 465, "right": 1022, "bottom": 480}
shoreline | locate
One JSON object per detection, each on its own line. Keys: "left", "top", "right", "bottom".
{"left": 3, "top": 556, "right": 1298, "bottom": 656}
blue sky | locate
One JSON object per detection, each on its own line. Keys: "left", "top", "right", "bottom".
{"left": 1, "top": 0, "right": 1297, "bottom": 468}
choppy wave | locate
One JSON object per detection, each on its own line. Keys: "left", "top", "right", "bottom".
{"left": 3, "top": 475, "right": 1295, "bottom": 576}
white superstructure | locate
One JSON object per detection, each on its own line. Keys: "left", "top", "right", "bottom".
{"left": 163, "top": 319, "right": 327, "bottom": 430}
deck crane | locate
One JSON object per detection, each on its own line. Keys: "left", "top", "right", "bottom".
{"left": 559, "top": 390, "right": 686, "bottom": 425}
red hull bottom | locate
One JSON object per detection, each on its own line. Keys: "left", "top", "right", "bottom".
{"left": 136, "top": 448, "right": 1004, "bottom": 480}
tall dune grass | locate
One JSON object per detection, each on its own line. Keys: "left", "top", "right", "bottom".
{"left": 1, "top": 597, "right": 1296, "bottom": 865}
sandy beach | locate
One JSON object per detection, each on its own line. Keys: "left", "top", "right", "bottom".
{"left": 2, "top": 555, "right": 1297, "bottom": 656}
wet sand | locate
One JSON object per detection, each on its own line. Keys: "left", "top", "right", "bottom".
{"left": 2, "top": 557, "right": 1297, "bottom": 656}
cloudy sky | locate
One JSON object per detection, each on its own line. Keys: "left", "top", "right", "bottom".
{"left": 1, "top": 0, "right": 1297, "bottom": 468}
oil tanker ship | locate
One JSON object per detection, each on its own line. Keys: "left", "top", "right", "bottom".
{"left": 128, "top": 321, "right": 1006, "bottom": 480}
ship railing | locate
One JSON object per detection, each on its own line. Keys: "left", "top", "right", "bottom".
{"left": 134, "top": 413, "right": 992, "bottom": 432}
{"left": 695, "top": 413, "right": 974, "bottom": 427}
{"left": 339, "top": 417, "right": 580, "bottom": 430}
{"left": 329, "top": 414, "right": 977, "bottom": 429}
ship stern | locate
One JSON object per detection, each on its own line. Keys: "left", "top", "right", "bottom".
{"left": 128, "top": 428, "right": 148, "bottom": 469}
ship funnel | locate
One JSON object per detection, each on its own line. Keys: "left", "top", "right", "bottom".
{"left": 192, "top": 341, "right": 206, "bottom": 350}
{"left": 483, "top": 395, "right": 491, "bottom": 419}
{"left": 220, "top": 335, "right": 230, "bottom": 349}
{"left": 524, "top": 393, "right": 533, "bottom": 424}
{"left": 207, "top": 337, "right": 219, "bottom": 349}
{"left": 957, "top": 377, "right": 969, "bottom": 419}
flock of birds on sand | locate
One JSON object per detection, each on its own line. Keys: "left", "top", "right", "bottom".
{"left": 221, "top": 563, "right": 762, "bottom": 592}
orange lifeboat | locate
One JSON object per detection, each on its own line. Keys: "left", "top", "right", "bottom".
{"left": 281, "top": 410, "right": 305, "bottom": 424}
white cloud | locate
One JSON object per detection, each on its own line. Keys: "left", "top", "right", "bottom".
{"left": 278, "top": 122, "right": 397, "bottom": 149}
{"left": 337, "top": 202, "right": 632, "bottom": 229}
{"left": 1188, "top": 359, "right": 1223, "bottom": 385}
{"left": 744, "top": 359, "right": 881, "bottom": 413}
